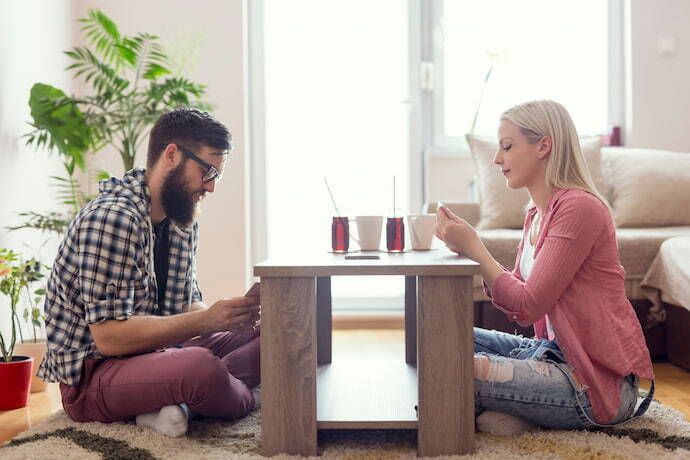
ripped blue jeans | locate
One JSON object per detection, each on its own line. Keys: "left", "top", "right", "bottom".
{"left": 473, "top": 328, "right": 644, "bottom": 430}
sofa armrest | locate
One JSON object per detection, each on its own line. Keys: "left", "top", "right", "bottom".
{"left": 424, "top": 201, "right": 481, "bottom": 227}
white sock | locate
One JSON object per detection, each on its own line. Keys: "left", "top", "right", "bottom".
{"left": 476, "top": 411, "right": 536, "bottom": 437}
{"left": 136, "top": 404, "right": 189, "bottom": 438}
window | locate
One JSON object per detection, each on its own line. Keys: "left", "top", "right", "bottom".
{"left": 430, "top": 0, "right": 612, "bottom": 149}
{"left": 257, "top": 0, "right": 410, "bottom": 311}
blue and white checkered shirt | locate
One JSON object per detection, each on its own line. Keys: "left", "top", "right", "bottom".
{"left": 38, "top": 168, "right": 202, "bottom": 385}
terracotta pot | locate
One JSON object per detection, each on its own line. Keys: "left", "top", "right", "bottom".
{"left": 14, "top": 340, "right": 48, "bottom": 393}
{"left": 0, "top": 355, "right": 34, "bottom": 410}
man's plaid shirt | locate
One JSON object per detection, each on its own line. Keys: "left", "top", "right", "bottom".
{"left": 38, "top": 168, "right": 202, "bottom": 385}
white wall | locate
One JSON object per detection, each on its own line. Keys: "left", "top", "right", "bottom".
{"left": 72, "top": 0, "right": 250, "bottom": 303}
{"left": 626, "top": 0, "right": 690, "bottom": 151}
{"left": 0, "top": 1, "right": 72, "bottom": 342}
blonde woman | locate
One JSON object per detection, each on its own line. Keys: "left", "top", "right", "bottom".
{"left": 435, "top": 100, "right": 654, "bottom": 434}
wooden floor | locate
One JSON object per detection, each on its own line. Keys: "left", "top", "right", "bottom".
{"left": 2, "top": 329, "right": 690, "bottom": 446}
{"left": 317, "top": 328, "right": 418, "bottom": 428}
{"left": 0, "top": 381, "right": 61, "bottom": 446}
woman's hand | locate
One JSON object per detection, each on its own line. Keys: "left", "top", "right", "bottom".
{"left": 435, "top": 205, "right": 486, "bottom": 262}
{"left": 435, "top": 205, "right": 507, "bottom": 288}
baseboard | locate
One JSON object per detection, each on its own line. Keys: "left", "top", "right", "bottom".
{"left": 333, "top": 314, "right": 404, "bottom": 329}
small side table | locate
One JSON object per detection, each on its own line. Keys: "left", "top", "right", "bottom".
{"left": 255, "top": 249, "right": 479, "bottom": 457}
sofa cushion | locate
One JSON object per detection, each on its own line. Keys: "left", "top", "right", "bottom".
{"left": 603, "top": 148, "right": 690, "bottom": 227}
{"left": 478, "top": 228, "right": 522, "bottom": 270}
{"left": 467, "top": 134, "right": 605, "bottom": 229}
{"left": 467, "top": 135, "right": 529, "bottom": 229}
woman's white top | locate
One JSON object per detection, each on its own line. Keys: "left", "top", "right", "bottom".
{"left": 519, "top": 222, "right": 536, "bottom": 280}
{"left": 520, "top": 216, "right": 556, "bottom": 340}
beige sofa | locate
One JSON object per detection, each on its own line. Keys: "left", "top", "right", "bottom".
{"left": 641, "top": 237, "right": 690, "bottom": 369}
{"left": 425, "top": 142, "right": 690, "bottom": 365}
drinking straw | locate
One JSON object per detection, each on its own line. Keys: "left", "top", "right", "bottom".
{"left": 324, "top": 177, "right": 361, "bottom": 246}
{"left": 393, "top": 176, "right": 396, "bottom": 217}
{"left": 324, "top": 177, "right": 342, "bottom": 217}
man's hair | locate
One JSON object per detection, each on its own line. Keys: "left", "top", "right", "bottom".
{"left": 147, "top": 107, "right": 232, "bottom": 168}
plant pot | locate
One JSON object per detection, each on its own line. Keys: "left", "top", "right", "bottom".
{"left": 0, "top": 356, "right": 34, "bottom": 410}
{"left": 14, "top": 340, "right": 48, "bottom": 393}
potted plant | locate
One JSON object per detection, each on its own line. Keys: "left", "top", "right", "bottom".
{"left": 0, "top": 250, "right": 35, "bottom": 410}
{"left": 13, "top": 257, "right": 49, "bottom": 393}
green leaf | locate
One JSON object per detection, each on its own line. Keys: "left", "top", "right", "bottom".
{"left": 7, "top": 211, "right": 70, "bottom": 235}
{"left": 115, "top": 44, "right": 137, "bottom": 66}
{"left": 91, "top": 9, "right": 120, "bottom": 43}
{"left": 143, "top": 63, "right": 170, "bottom": 80}
{"left": 34, "top": 288, "right": 46, "bottom": 296}
{"left": 27, "top": 83, "right": 90, "bottom": 170}
{"left": 81, "top": 9, "right": 121, "bottom": 61}
{"left": 93, "top": 169, "right": 111, "bottom": 181}
{"left": 64, "top": 50, "right": 80, "bottom": 60}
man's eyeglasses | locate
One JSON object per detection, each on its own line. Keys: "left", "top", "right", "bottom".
{"left": 173, "top": 144, "right": 223, "bottom": 184}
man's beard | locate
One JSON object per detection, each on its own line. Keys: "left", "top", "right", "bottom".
{"left": 161, "top": 163, "right": 202, "bottom": 227}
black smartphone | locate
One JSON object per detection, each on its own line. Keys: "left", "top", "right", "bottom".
{"left": 244, "top": 282, "right": 260, "bottom": 297}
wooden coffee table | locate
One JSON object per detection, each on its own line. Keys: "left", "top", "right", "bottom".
{"left": 254, "top": 249, "right": 480, "bottom": 456}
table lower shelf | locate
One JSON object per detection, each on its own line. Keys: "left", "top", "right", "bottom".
{"left": 317, "top": 420, "right": 417, "bottom": 429}
{"left": 316, "top": 357, "right": 418, "bottom": 429}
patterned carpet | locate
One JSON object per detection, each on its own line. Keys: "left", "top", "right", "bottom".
{"left": 2, "top": 396, "right": 690, "bottom": 459}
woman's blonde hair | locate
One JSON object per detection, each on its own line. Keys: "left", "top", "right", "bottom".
{"left": 500, "top": 100, "right": 610, "bottom": 210}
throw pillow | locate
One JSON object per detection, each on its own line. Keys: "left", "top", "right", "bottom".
{"left": 466, "top": 134, "right": 605, "bottom": 229}
{"left": 603, "top": 148, "right": 690, "bottom": 227}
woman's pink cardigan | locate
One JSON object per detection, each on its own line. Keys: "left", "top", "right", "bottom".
{"left": 485, "top": 188, "right": 654, "bottom": 423}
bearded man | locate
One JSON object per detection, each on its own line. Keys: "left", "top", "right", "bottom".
{"left": 38, "top": 107, "right": 260, "bottom": 437}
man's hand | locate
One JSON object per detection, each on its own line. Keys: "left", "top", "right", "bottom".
{"left": 234, "top": 282, "right": 261, "bottom": 332}
{"left": 205, "top": 297, "right": 261, "bottom": 333}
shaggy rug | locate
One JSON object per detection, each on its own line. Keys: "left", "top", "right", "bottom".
{"left": 2, "top": 395, "right": 690, "bottom": 459}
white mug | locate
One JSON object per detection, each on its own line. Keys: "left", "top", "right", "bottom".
{"left": 407, "top": 214, "right": 436, "bottom": 250}
{"left": 354, "top": 215, "right": 383, "bottom": 251}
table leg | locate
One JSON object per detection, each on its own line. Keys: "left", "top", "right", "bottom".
{"left": 261, "top": 276, "right": 318, "bottom": 456}
{"left": 417, "top": 275, "right": 474, "bottom": 456}
{"left": 317, "top": 276, "right": 332, "bottom": 365}
{"left": 404, "top": 275, "right": 417, "bottom": 365}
